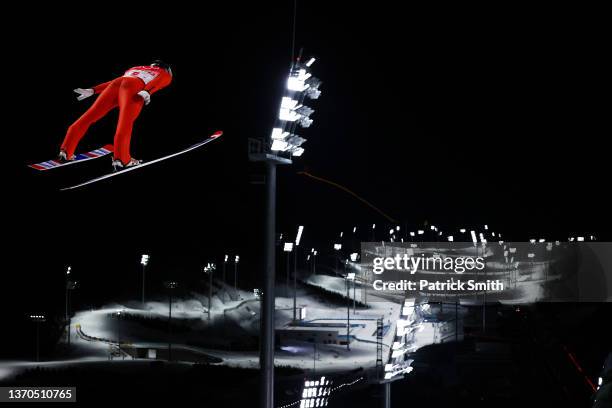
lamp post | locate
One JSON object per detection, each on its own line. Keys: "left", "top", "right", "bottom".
{"left": 293, "top": 225, "right": 304, "bottom": 322}
{"left": 29, "top": 314, "right": 46, "bottom": 362}
{"left": 64, "top": 266, "right": 77, "bottom": 347}
{"left": 65, "top": 266, "right": 77, "bottom": 348}
{"left": 284, "top": 243, "right": 293, "bottom": 297}
{"left": 234, "top": 255, "right": 240, "bottom": 293}
{"left": 345, "top": 273, "right": 355, "bottom": 351}
{"left": 140, "top": 254, "right": 150, "bottom": 304}
{"left": 164, "top": 281, "right": 178, "bottom": 361}
{"left": 204, "top": 263, "right": 216, "bottom": 321}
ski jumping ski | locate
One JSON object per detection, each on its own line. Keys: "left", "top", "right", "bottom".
{"left": 61, "top": 131, "right": 223, "bottom": 191}
{"left": 28, "top": 145, "right": 114, "bottom": 171}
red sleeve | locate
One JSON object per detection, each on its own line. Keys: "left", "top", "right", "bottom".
{"left": 144, "top": 71, "right": 172, "bottom": 95}
{"left": 92, "top": 79, "right": 114, "bottom": 94}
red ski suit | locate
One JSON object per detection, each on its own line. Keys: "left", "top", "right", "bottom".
{"left": 61, "top": 65, "right": 172, "bottom": 164}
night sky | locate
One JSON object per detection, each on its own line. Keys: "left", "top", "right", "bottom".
{"left": 3, "top": 3, "right": 609, "bottom": 355}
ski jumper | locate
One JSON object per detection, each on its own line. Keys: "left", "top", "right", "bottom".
{"left": 61, "top": 66, "right": 172, "bottom": 164}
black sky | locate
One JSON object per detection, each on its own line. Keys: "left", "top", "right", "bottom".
{"left": 3, "top": 3, "right": 610, "bottom": 346}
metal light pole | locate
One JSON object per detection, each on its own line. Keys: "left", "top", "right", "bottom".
{"left": 164, "top": 281, "right": 177, "bottom": 361}
{"left": 293, "top": 226, "right": 303, "bottom": 322}
{"left": 204, "top": 263, "right": 216, "bottom": 321}
{"left": 30, "top": 314, "right": 46, "bottom": 362}
{"left": 345, "top": 275, "right": 352, "bottom": 351}
{"left": 234, "top": 255, "right": 240, "bottom": 293}
{"left": 284, "top": 243, "right": 293, "bottom": 297}
{"left": 141, "top": 254, "right": 150, "bottom": 304}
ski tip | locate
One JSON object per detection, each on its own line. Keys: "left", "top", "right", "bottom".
{"left": 211, "top": 130, "right": 223, "bottom": 138}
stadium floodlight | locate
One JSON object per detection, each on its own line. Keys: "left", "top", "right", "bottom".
{"left": 350, "top": 253, "right": 359, "bottom": 262}
{"left": 271, "top": 127, "right": 289, "bottom": 140}
{"left": 296, "top": 225, "right": 304, "bottom": 246}
{"left": 271, "top": 139, "right": 289, "bottom": 152}
{"left": 334, "top": 244, "right": 342, "bottom": 251}
{"left": 284, "top": 242, "right": 294, "bottom": 252}
{"left": 140, "top": 254, "right": 150, "bottom": 266}
{"left": 290, "top": 147, "right": 305, "bottom": 157}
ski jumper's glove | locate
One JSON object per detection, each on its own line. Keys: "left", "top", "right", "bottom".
{"left": 73, "top": 88, "right": 94, "bottom": 101}
{"left": 137, "top": 90, "right": 151, "bottom": 105}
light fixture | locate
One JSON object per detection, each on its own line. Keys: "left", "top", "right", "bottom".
{"left": 295, "top": 225, "right": 304, "bottom": 246}
{"left": 140, "top": 254, "right": 150, "bottom": 266}
{"left": 284, "top": 242, "right": 294, "bottom": 252}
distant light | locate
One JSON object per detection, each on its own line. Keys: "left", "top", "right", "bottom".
{"left": 296, "top": 225, "right": 304, "bottom": 246}
{"left": 306, "top": 255, "right": 311, "bottom": 261}
{"left": 396, "top": 226, "right": 400, "bottom": 231}
{"left": 538, "top": 239, "right": 545, "bottom": 243}
{"left": 350, "top": 253, "right": 359, "bottom": 262}
{"left": 339, "top": 231, "right": 344, "bottom": 238}
{"left": 66, "top": 266, "right": 72, "bottom": 275}
{"left": 484, "top": 225, "right": 489, "bottom": 230}
{"left": 284, "top": 242, "right": 294, "bottom": 252}
{"left": 577, "top": 236, "right": 585, "bottom": 242}
{"left": 334, "top": 244, "right": 342, "bottom": 251}
{"left": 470, "top": 231, "right": 477, "bottom": 244}
{"left": 305, "top": 57, "right": 316, "bottom": 67}
{"left": 372, "top": 224, "right": 376, "bottom": 229}
{"left": 235, "top": 255, "right": 240, "bottom": 263}
{"left": 527, "top": 253, "right": 535, "bottom": 258}
{"left": 140, "top": 255, "right": 150, "bottom": 266}
{"left": 409, "top": 232, "right": 415, "bottom": 237}
{"left": 313, "top": 250, "right": 318, "bottom": 256}
{"left": 447, "top": 236, "right": 454, "bottom": 242}
{"left": 346, "top": 272, "right": 355, "bottom": 280}
{"left": 389, "top": 229, "right": 394, "bottom": 235}
{"left": 224, "top": 254, "right": 229, "bottom": 263}
{"left": 417, "top": 230, "right": 424, "bottom": 235}
{"left": 529, "top": 239, "right": 536, "bottom": 244}
{"left": 459, "top": 229, "right": 466, "bottom": 233}
{"left": 353, "top": 226, "right": 357, "bottom": 233}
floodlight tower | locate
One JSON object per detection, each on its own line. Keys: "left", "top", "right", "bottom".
{"left": 65, "top": 266, "right": 77, "bottom": 347}
{"left": 164, "top": 281, "right": 178, "bottom": 361}
{"left": 29, "top": 314, "right": 46, "bottom": 362}
{"left": 248, "top": 51, "right": 322, "bottom": 408}
{"left": 293, "top": 225, "right": 304, "bottom": 321}
{"left": 203, "top": 263, "right": 216, "bottom": 320}
{"left": 140, "top": 254, "right": 150, "bottom": 304}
